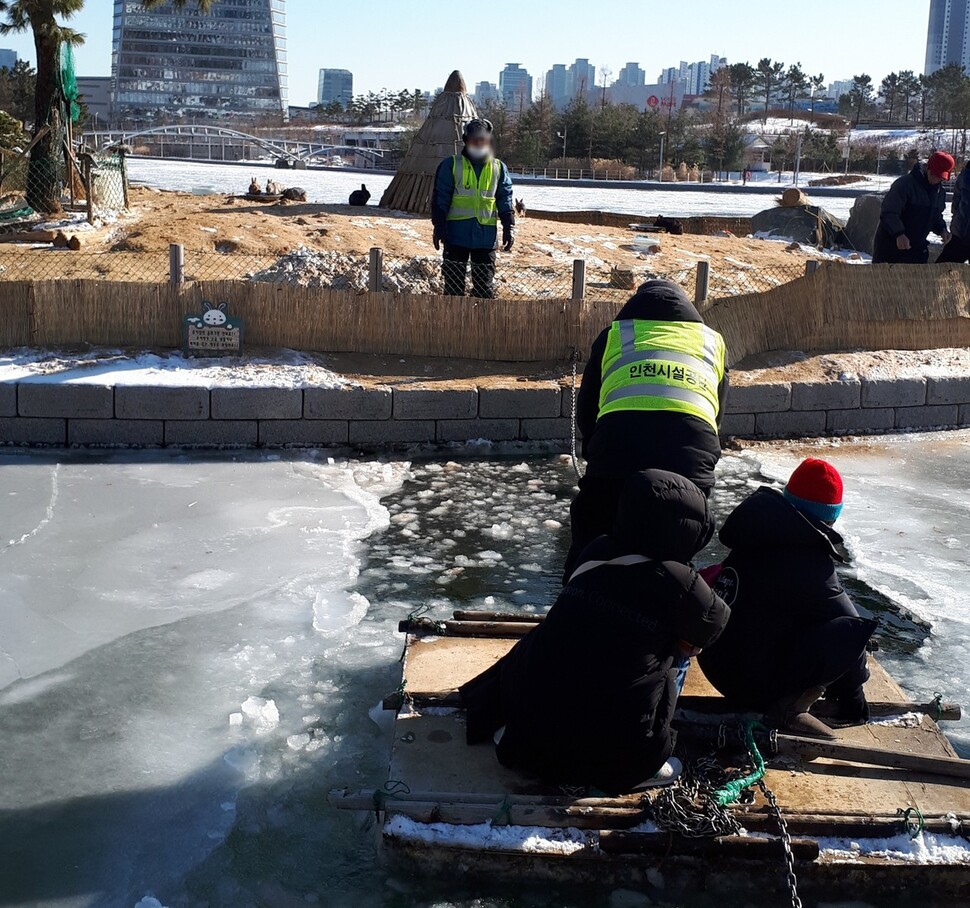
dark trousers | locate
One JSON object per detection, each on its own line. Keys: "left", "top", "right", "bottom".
{"left": 443, "top": 245, "right": 496, "bottom": 298}
{"left": 936, "top": 234, "right": 970, "bottom": 264}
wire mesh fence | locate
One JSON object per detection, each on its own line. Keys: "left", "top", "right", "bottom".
{"left": 0, "top": 147, "right": 129, "bottom": 228}
{"left": 0, "top": 243, "right": 812, "bottom": 301}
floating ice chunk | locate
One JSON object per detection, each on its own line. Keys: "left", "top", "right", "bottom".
{"left": 511, "top": 463, "right": 533, "bottom": 474}
{"left": 520, "top": 563, "right": 543, "bottom": 573}
{"left": 286, "top": 733, "right": 311, "bottom": 751}
{"left": 544, "top": 519, "right": 563, "bottom": 530}
{"left": 391, "top": 512, "right": 418, "bottom": 525}
{"left": 228, "top": 712, "right": 243, "bottom": 727}
{"left": 476, "top": 550, "right": 503, "bottom": 562}
{"left": 489, "top": 523, "right": 514, "bottom": 539}
{"left": 134, "top": 898, "right": 168, "bottom": 908}
{"left": 240, "top": 696, "right": 280, "bottom": 731}
{"left": 484, "top": 596, "right": 496, "bottom": 606}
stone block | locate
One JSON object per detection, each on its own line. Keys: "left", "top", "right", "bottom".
{"left": 754, "top": 410, "right": 827, "bottom": 438}
{"left": 927, "top": 376, "right": 970, "bottom": 406}
{"left": 349, "top": 420, "right": 436, "bottom": 446}
{"left": 164, "top": 420, "right": 258, "bottom": 447}
{"left": 116, "top": 386, "right": 209, "bottom": 420}
{"left": 479, "top": 386, "right": 562, "bottom": 419}
{"left": 726, "top": 383, "right": 791, "bottom": 414}
{"left": 861, "top": 378, "right": 926, "bottom": 409}
{"left": 0, "top": 384, "right": 15, "bottom": 417}
{"left": 895, "top": 405, "right": 959, "bottom": 430}
{"left": 827, "top": 408, "right": 896, "bottom": 435}
{"left": 719, "top": 413, "right": 756, "bottom": 437}
{"left": 519, "top": 418, "right": 572, "bottom": 441}
{"left": 69, "top": 419, "right": 163, "bottom": 447}
{"left": 790, "top": 380, "right": 861, "bottom": 411}
{"left": 960, "top": 404, "right": 970, "bottom": 427}
{"left": 305, "top": 387, "right": 391, "bottom": 420}
{"left": 435, "top": 419, "right": 520, "bottom": 443}
{"left": 211, "top": 387, "right": 303, "bottom": 420}
{"left": 18, "top": 383, "right": 113, "bottom": 419}
{"left": 258, "top": 420, "right": 349, "bottom": 447}
{"left": 393, "top": 388, "right": 478, "bottom": 420}
{"left": 0, "top": 417, "right": 66, "bottom": 446}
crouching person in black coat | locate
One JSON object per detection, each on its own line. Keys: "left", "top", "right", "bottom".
{"left": 698, "top": 459, "right": 876, "bottom": 740}
{"left": 460, "top": 470, "right": 731, "bottom": 795}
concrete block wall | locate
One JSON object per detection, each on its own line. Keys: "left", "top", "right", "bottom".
{"left": 1, "top": 374, "right": 968, "bottom": 450}
{"left": 727, "top": 376, "right": 970, "bottom": 439}
{"left": 0, "top": 382, "right": 575, "bottom": 449}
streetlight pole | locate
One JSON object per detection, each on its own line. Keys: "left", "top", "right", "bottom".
{"left": 557, "top": 127, "right": 568, "bottom": 163}
{"left": 658, "top": 132, "right": 666, "bottom": 182}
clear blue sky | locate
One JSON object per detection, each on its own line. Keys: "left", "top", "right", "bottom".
{"left": 1, "top": 0, "right": 927, "bottom": 105}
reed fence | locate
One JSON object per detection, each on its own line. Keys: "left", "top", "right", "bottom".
{"left": 1, "top": 264, "right": 967, "bottom": 364}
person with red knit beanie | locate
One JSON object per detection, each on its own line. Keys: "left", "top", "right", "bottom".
{"left": 698, "top": 458, "right": 876, "bottom": 738}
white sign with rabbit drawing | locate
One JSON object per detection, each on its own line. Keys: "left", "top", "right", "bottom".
{"left": 183, "top": 301, "right": 245, "bottom": 356}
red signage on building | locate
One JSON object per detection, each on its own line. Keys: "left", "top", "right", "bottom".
{"left": 647, "top": 95, "right": 660, "bottom": 108}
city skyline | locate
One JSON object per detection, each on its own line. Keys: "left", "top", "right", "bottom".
{"left": 0, "top": 0, "right": 925, "bottom": 107}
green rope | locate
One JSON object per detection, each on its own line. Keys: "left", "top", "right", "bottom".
{"left": 713, "top": 721, "right": 767, "bottom": 807}
{"left": 932, "top": 692, "right": 944, "bottom": 722}
{"left": 898, "top": 806, "right": 925, "bottom": 839}
{"left": 492, "top": 795, "right": 513, "bottom": 826}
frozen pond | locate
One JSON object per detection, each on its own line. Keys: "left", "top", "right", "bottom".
{"left": 127, "top": 158, "right": 861, "bottom": 222}
{"left": 0, "top": 436, "right": 967, "bottom": 907}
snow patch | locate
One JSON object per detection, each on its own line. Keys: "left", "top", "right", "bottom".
{"left": 383, "top": 814, "right": 593, "bottom": 855}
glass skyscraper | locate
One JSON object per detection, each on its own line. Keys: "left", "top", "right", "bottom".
{"left": 111, "top": 0, "right": 287, "bottom": 124}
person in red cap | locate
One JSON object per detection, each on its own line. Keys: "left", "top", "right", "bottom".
{"left": 697, "top": 458, "right": 877, "bottom": 739}
{"left": 873, "top": 152, "right": 953, "bottom": 264}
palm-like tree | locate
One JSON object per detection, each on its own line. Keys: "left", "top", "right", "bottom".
{"left": 0, "top": 0, "right": 212, "bottom": 211}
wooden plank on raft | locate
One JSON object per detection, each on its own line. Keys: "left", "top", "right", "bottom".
{"left": 599, "top": 830, "right": 820, "bottom": 861}
{"left": 390, "top": 634, "right": 970, "bottom": 826}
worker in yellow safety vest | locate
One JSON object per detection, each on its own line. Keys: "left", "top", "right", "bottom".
{"left": 564, "top": 279, "right": 729, "bottom": 579}
{"left": 431, "top": 118, "right": 515, "bottom": 298}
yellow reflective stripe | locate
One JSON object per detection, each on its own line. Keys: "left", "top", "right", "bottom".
{"left": 602, "top": 349, "right": 702, "bottom": 382}
{"left": 602, "top": 383, "right": 716, "bottom": 415}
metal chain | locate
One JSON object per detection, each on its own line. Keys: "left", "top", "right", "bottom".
{"left": 758, "top": 779, "right": 803, "bottom": 908}
{"left": 569, "top": 348, "right": 583, "bottom": 483}
{"left": 649, "top": 754, "right": 742, "bottom": 839}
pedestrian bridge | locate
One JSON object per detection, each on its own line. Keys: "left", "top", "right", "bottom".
{"left": 86, "top": 125, "right": 387, "bottom": 165}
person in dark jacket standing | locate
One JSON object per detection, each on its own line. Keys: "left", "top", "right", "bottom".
{"left": 564, "top": 279, "right": 728, "bottom": 579}
{"left": 460, "top": 470, "right": 731, "bottom": 795}
{"left": 938, "top": 162, "right": 970, "bottom": 264}
{"left": 431, "top": 118, "right": 515, "bottom": 298}
{"left": 872, "top": 152, "right": 953, "bottom": 264}
{"left": 698, "top": 459, "right": 876, "bottom": 739}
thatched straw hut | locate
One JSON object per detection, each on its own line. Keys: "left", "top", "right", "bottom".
{"left": 380, "top": 70, "right": 479, "bottom": 214}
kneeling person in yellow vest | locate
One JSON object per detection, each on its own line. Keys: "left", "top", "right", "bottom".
{"left": 564, "top": 280, "right": 729, "bottom": 579}
{"left": 431, "top": 118, "right": 515, "bottom": 299}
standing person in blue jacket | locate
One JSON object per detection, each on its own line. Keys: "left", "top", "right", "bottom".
{"left": 431, "top": 118, "right": 515, "bottom": 298}
{"left": 938, "top": 161, "right": 970, "bottom": 264}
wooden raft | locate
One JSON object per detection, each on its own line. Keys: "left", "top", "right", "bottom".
{"left": 333, "top": 614, "right": 970, "bottom": 897}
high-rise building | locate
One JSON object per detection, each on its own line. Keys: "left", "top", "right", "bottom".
{"left": 0, "top": 49, "right": 16, "bottom": 71}
{"left": 76, "top": 76, "right": 113, "bottom": 128}
{"left": 617, "top": 62, "right": 646, "bottom": 87}
{"left": 828, "top": 80, "right": 855, "bottom": 100}
{"left": 925, "top": 0, "right": 970, "bottom": 75}
{"left": 474, "top": 81, "right": 501, "bottom": 105}
{"left": 658, "top": 55, "right": 725, "bottom": 96}
{"left": 112, "top": 0, "right": 288, "bottom": 124}
{"left": 545, "top": 63, "right": 569, "bottom": 107}
{"left": 317, "top": 69, "right": 353, "bottom": 107}
{"left": 567, "top": 58, "right": 596, "bottom": 98}
{"left": 499, "top": 63, "right": 533, "bottom": 109}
